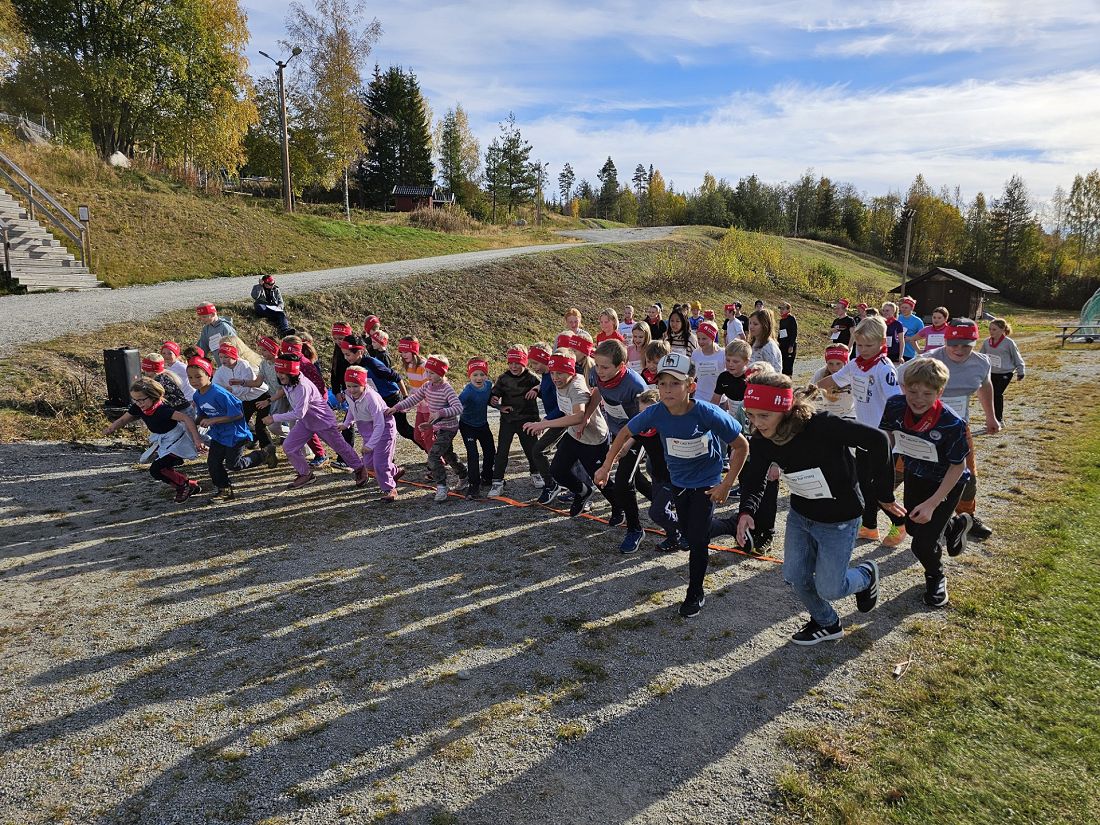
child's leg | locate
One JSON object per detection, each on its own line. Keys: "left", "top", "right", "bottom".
{"left": 426, "top": 429, "right": 456, "bottom": 485}
{"left": 372, "top": 424, "right": 399, "bottom": 492}
{"left": 782, "top": 509, "right": 844, "bottom": 627}
{"left": 648, "top": 481, "right": 680, "bottom": 535}
{"left": 536, "top": 426, "right": 565, "bottom": 457}
{"left": 206, "top": 441, "right": 232, "bottom": 489}
{"left": 611, "top": 444, "right": 645, "bottom": 529}
{"left": 573, "top": 439, "right": 614, "bottom": 507}
{"left": 435, "top": 428, "right": 464, "bottom": 475}
{"left": 316, "top": 424, "right": 364, "bottom": 470}
{"left": 460, "top": 423, "right": 482, "bottom": 482}
{"left": 990, "top": 373, "right": 1012, "bottom": 421}
{"left": 492, "top": 419, "right": 519, "bottom": 481}
{"left": 955, "top": 425, "right": 978, "bottom": 516}
{"left": 149, "top": 454, "right": 187, "bottom": 487}
{"left": 475, "top": 424, "right": 496, "bottom": 484}
{"left": 518, "top": 428, "right": 550, "bottom": 480}
{"left": 855, "top": 449, "right": 879, "bottom": 531}
{"left": 549, "top": 436, "right": 585, "bottom": 494}
{"left": 282, "top": 423, "right": 313, "bottom": 476}
{"left": 905, "top": 473, "right": 966, "bottom": 580}
{"left": 809, "top": 514, "right": 872, "bottom": 603}
{"left": 677, "top": 487, "right": 715, "bottom": 598}
{"left": 307, "top": 432, "right": 327, "bottom": 459}
{"left": 243, "top": 396, "right": 272, "bottom": 448}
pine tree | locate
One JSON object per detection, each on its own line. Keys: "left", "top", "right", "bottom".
{"left": 597, "top": 157, "right": 619, "bottom": 219}
{"left": 494, "top": 112, "right": 537, "bottom": 215}
{"left": 558, "top": 163, "right": 575, "bottom": 214}
{"left": 357, "top": 65, "right": 434, "bottom": 209}
{"left": 434, "top": 104, "right": 480, "bottom": 206}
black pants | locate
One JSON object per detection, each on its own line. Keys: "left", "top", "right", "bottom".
{"left": 460, "top": 422, "right": 496, "bottom": 485}
{"left": 781, "top": 345, "right": 796, "bottom": 377}
{"left": 904, "top": 473, "right": 966, "bottom": 580}
{"left": 856, "top": 447, "right": 902, "bottom": 530}
{"left": 493, "top": 418, "right": 550, "bottom": 481}
{"left": 990, "top": 372, "right": 1013, "bottom": 421}
{"left": 207, "top": 439, "right": 247, "bottom": 489}
{"left": 550, "top": 436, "right": 611, "bottom": 503}
{"left": 241, "top": 394, "right": 272, "bottom": 448}
{"left": 255, "top": 304, "right": 291, "bottom": 335}
{"left": 673, "top": 486, "right": 716, "bottom": 598}
{"left": 648, "top": 480, "right": 680, "bottom": 538}
{"left": 608, "top": 443, "right": 645, "bottom": 530}
{"left": 384, "top": 392, "right": 422, "bottom": 450}
{"left": 149, "top": 454, "right": 184, "bottom": 486}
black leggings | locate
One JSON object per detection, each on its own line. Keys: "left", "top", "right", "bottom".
{"left": 460, "top": 422, "right": 496, "bottom": 484}
{"left": 608, "top": 443, "right": 645, "bottom": 530}
{"left": 384, "top": 393, "right": 421, "bottom": 450}
{"left": 493, "top": 418, "right": 550, "bottom": 481}
{"left": 673, "top": 486, "right": 716, "bottom": 598}
{"left": 241, "top": 394, "right": 272, "bottom": 448}
{"left": 550, "top": 436, "right": 612, "bottom": 502}
{"left": 990, "top": 372, "right": 1013, "bottom": 422}
{"left": 904, "top": 473, "right": 966, "bottom": 580}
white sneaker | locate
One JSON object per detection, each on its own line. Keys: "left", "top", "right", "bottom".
{"left": 530, "top": 473, "right": 545, "bottom": 489}
{"left": 434, "top": 485, "right": 449, "bottom": 502}
{"left": 488, "top": 480, "right": 505, "bottom": 497}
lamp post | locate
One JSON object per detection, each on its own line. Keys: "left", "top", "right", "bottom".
{"left": 258, "top": 47, "right": 302, "bottom": 213}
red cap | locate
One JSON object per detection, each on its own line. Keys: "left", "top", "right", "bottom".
{"left": 425, "top": 356, "right": 449, "bottom": 376}
{"left": 945, "top": 322, "right": 979, "bottom": 343}
{"left": 547, "top": 353, "right": 576, "bottom": 376}
{"left": 566, "top": 334, "right": 594, "bottom": 357}
{"left": 371, "top": 330, "right": 389, "bottom": 347}
{"left": 398, "top": 338, "right": 420, "bottom": 354}
{"left": 258, "top": 336, "right": 280, "bottom": 357}
{"left": 262, "top": 274, "right": 275, "bottom": 285}
{"left": 141, "top": 357, "right": 164, "bottom": 374}
{"left": 528, "top": 347, "right": 551, "bottom": 366}
{"left": 837, "top": 298, "right": 850, "bottom": 309}
{"left": 825, "top": 345, "right": 850, "bottom": 363}
{"left": 364, "top": 315, "right": 380, "bottom": 332}
{"left": 196, "top": 303, "right": 216, "bottom": 316}
{"left": 275, "top": 357, "right": 301, "bottom": 376}
{"left": 724, "top": 304, "right": 737, "bottom": 312}
{"left": 218, "top": 342, "right": 239, "bottom": 360}
{"left": 161, "top": 341, "right": 180, "bottom": 356}
{"left": 467, "top": 358, "right": 489, "bottom": 377}
{"left": 186, "top": 357, "right": 213, "bottom": 377}
{"left": 744, "top": 383, "right": 794, "bottom": 412}
{"left": 344, "top": 367, "right": 368, "bottom": 386}
{"left": 506, "top": 347, "right": 529, "bottom": 366}
{"left": 703, "top": 310, "right": 715, "bottom": 320}
{"left": 332, "top": 322, "right": 353, "bottom": 337}
{"left": 697, "top": 320, "right": 719, "bottom": 341}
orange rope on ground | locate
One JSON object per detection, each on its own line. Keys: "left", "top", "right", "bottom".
{"left": 393, "top": 477, "right": 783, "bottom": 564}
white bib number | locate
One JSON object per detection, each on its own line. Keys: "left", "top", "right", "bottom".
{"left": 850, "top": 374, "right": 871, "bottom": 403}
{"left": 628, "top": 359, "right": 642, "bottom": 373}
{"left": 985, "top": 353, "right": 1003, "bottom": 369}
{"left": 696, "top": 361, "right": 719, "bottom": 376}
{"left": 208, "top": 333, "right": 223, "bottom": 355}
{"left": 782, "top": 467, "right": 833, "bottom": 500}
{"left": 830, "top": 331, "right": 841, "bottom": 341}
{"left": 601, "top": 401, "right": 627, "bottom": 420}
{"left": 666, "top": 434, "right": 710, "bottom": 459}
{"left": 926, "top": 333, "right": 945, "bottom": 347}
{"left": 778, "top": 328, "right": 788, "bottom": 339}
{"left": 893, "top": 431, "right": 940, "bottom": 462}
{"left": 941, "top": 395, "right": 970, "bottom": 420}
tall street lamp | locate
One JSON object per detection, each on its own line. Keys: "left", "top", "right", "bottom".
{"left": 258, "top": 46, "right": 302, "bottom": 213}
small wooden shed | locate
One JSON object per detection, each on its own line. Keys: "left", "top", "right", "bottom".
{"left": 391, "top": 184, "right": 433, "bottom": 212}
{"left": 891, "top": 267, "right": 999, "bottom": 321}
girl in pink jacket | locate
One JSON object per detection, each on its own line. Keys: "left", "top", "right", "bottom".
{"left": 343, "top": 366, "right": 403, "bottom": 502}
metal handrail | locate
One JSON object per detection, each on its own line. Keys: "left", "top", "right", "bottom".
{"left": 0, "top": 148, "right": 88, "bottom": 265}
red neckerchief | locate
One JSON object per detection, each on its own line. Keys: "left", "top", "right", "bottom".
{"left": 599, "top": 363, "right": 628, "bottom": 389}
{"left": 854, "top": 345, "right": 887, "bottom": 372}
{"left": 780, "top": 310, "right": 790, "bottom": 318}
{"left": 903, "top": 399, "right": 944, "bottom": 433}
{"left": 988, "top": 335, "right": 1004, "bottom": 348}
{"left": 929, "top": 323, "right": 947, "bottom": 333}
{"left": 141, "top": 400, "right": 164, "bottom": 416}
{"left": 642, "top": 367, "right": 658, "bottom": 385}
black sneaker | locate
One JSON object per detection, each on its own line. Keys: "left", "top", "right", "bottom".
{"left": 752, "top": 530, "right": 774, "bottom": 552}
{"left": 679, "top": 593, "right": 705, "bottom": 618}
{"left": 968, "top": 515, "right": 992, "bottom": 540}
{"left": 455, "top": 463, "right": 469, "bottom": 481}
{"left": 537, "top": 484, "right": 560, "bottom": 505}
{"left": 791, "top": 619, "right": 844, "bottom": 645}
{"left": 569, "top": 485, "right": 594, "bottom": 517}
{"left": 924, "top": 576, "right": 949, "bottom": 607}
{"left": 945, "top": 513, "right": 972, "bottom": 557}
{"left": 657, "top": 534, "right": 682, "bottom": 553}
{"left": 466, "top": 486, "right": 482, "bottom": 500}
{"left": 607, "top": 508, "right": 626, "bottom": 528}
{"left": 854, "top": 560, "right": 880, "bottom": 613}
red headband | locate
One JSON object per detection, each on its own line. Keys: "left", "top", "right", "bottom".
{"left": 371, "top": 330, "right": 389, "bottom": 347}
{"left": 555, "top": 333, "right": 572, "bottom": 349}
{"left": 528, "top": 348, "right": 551, "bottom": 366}
{"left": 258, "top": 336, "right": 280, "bottom": 357}
{"left": 186, "top": 357, "right": 213, "bottom": 377}
{"left": 697, "top": 321, "right": 719, "bottom": 341}
{"left": 398, "top": 338, "right": 420, "bottom": 354}
{"left": 566, "top": 335, "right": 594, "bottom": 357}
{"left": 743, "top": 384, "right": 794, "bottom": 412}
{"left": 467, "top": 358, "right": 489, "bottom": 376}
{"left": 946, "top": 323, "right": 979, "bottom": 342}
{"left": 341, "top": 342, "right": 366, "bottom": 354}
{"left": 547, "top": 354, "right": 576, "bottom": 376}
{"left": 196, "top": 303, "right": 216, "bottom": 316}
{"left": 703, "top": 310, "right": 715, "bottom": 320}
{"left": 141, "top": 357, "right": 164, "bottom": 374}
{"left": 218, "top": 342, "right": 239, "bottom": 360}
{"left": 344, "top": 367, "right": 368, "bottom": 386}
{"left": 281, "top": 343, "right": 303, "bottom": 356}
{"left": 275, "top": 357, "right": 300, "bottom": 376}
{"left": 900, "top": 296, "right": 916, "bottom": 308}
{"left": 332, "top": 322, "right": 353, "bottom": 337}
{"left": 364, "top": 315, "right": 380, "bottom": 331}
{"left": 506, "top": 347, "right": 529, "bottom": 366}
{"left": 825, "top": 345, "right": 850, "bottom": 363}
{"left": 837, "top": 299, "right": 850, "bottom": 309}
{"left": 161, "top": 341, "right": 180, "bottom": 356}
{"left": 857, "top": 302, "right": 869, "bottom": 311}
{"left": 425, "top": 356, "right": 449, "bottom": 376}
{"left": 724, "top": 304, "right": 737, "bottom": 312}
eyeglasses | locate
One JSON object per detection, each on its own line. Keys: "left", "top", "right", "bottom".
{"left": 130, "top": 395, "right": 152, "bottom": 404}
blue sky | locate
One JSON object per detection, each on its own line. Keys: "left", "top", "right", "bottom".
{"left": 242, "top": 1, "right": 1100, "bottom": 207}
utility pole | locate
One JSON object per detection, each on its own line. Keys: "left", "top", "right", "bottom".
{"left": 900, "top": 211, "right": 914, "bottom": 297}
{"left": 793, "top": 202, "right": 800, "bottom": 237}
{"left": 259, "top": 47, "right": 302, "bottom": 213}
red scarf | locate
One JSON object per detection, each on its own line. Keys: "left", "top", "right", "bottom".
{"left": 642, "top": 367, "right": 658, "bottom": 385}
{"left": 599, "top": 363, "right": 628, "bottom": 389}
{"left": 988, "top": 334, "right": 1004, "bottom": 348}
{"left": 929, "top": 323, "right": 947, "bottom": 333}
{"left": 903, "top": 399, "right": 943, "bottom": 433}
{"left": 141, "top": 400, "right": 164, "bottom": 416}
{"left": 854, "top": 345, "right": 887, "bottom": 372}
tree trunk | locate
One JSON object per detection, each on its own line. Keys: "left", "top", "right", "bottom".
{"left": 344, "top": 166, "right": 351, "bottom": 222}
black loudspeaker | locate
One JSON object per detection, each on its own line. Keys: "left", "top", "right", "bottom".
{"left": 103, "top": 347, "right": 141, "bottom": 408}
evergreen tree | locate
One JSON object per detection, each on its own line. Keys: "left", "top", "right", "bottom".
{"left": 632, "top": 163, "right": 648, "bottom": 195}
{"left": 434, "top": 103, "right": 480, "bottom": 206}
{"left": 558, "top": 162, "right": 575, "bottom": 214}
{"left": 357, "top": 65, "right": 434, "bottom": 209}
{"left": 495, "top": 112, "right": 537, "bottom": 215}
{"left": 597, "top": 156, "right": 619, "bottom": 219}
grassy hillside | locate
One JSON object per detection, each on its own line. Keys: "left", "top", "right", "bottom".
{"left": 1, "top": 227, "right": 905, "bottom": 441}
{"left": 0, "top": 137, "right": 569, "bottom": 288}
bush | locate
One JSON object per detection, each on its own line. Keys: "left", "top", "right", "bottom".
{"left": 406, "top": 205, "right": 483, "bottom": 234}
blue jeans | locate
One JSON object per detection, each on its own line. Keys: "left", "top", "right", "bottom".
{"left": 783, "top": 509, "right": 868, "bottom": 627}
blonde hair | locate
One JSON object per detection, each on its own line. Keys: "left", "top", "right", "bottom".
{"left": 427, "top": 353, "right": 449, "bottom": 367}
{"left": 530, "top": 341, "right": 551, "bottom": 356}
{"left": 142, "top": 352, "right": 165, "bottom": 370}
{"left": 854, "top": 316, "right": 887, "bottom": 343}
{"left": 507, "top": 343, "right": 528, "bottom": 356}
{"left": 631, "top": 322, "right": 652, "bottom": 348}
{"left": 901, "top": 358, "right": 949, "bottom": 392}
{"left": 130, "top": 376, "right": 165, "bottom": 400}
{"left": 638, "top": 388, "right": 660, "bottom": 406}
{"left": 599, "top": 307, "right": 619, "bottom": 326}
{"left": 748, "top": 371, "right": 819, "bottom": 445}
{"left": 725, "top": 339, "right": 752, "bottom": 360}
{"left": 990, "top": 318, "right": 1012, "bottom": 336}
{"left": 748, "top": 308, "right": 776, "bottom": 345}
{"left": 882, "top": 301, "right": 898, "bottom": 314}
{"left": 644, "top": 339, "right": 670, "bottom": 364}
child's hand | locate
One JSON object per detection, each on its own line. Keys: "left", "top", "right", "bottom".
{"left": 707, "top": 479, "right": 732, "bottom": 504}
{"left": 985, "top": 417, "right": 1002, "bottom": 435}
{"left": 382, "top": 407, "right": 395, "bottom": 418}
{"left": 228, "top": 378, "right": 240, "bottom": 386}
{"left": 500, "top": 406, "right": 513, "bottom": 414}
{"left": 256, "top": 399, "right": 269, "bottom": 409}
{"left": 736, "top": 513, "right": 755, "bottom": 546}
{"left": 523, "top": 421, "right": 543, "bottom": 435}
{"left": 573, "top": 425, "right": 586, "bottom": 438}
{"left": 766, "top": 462, "right": 781, "bottom": 482}
{"left": 261, "top": 415, "right": 274, "bottom": 426}
{"left": 879, "top": 500, "right": 907, "bottom": 520}
{"left": 193, "top": 438, "right": 206, "bottom": 452}
{"left": 593, "top": 465, "right": 610, "bottom": 488}
{"left": 524, "top": 388, "right": 539, "bottom": 400}
{"left": 907, "top": 500, "right": 935, "bottom": 524}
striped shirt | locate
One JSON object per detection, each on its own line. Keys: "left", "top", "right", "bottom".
{"left": 393, "top": 379, "right": 463, "bottom": 431}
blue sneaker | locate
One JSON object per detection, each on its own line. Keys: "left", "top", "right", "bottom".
{"left": 557, "top": 490, "right": 574, "bottom": 504}
{"left": 619, "top": 529, "right": 644, "bottom": 554}
{"left": 308, "top": 455, "right": 329, "bottom": 469}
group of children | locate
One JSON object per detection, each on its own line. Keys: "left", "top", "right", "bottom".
{"left": 108, "top": 297, "right": 1025, "bottom": 642}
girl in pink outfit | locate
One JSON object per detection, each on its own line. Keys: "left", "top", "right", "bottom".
{"left": 261, "top": 353, "right": 369, "bottom": 490}
{"left": 343, "top": 367, "right": 402, "bottom": 503}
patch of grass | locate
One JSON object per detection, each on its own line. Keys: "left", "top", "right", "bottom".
{"left": 781, "top": 407, "right": 1100, "bottom": 824}
{"left": 555, "top": 721, "right": 588, "bottom": 740}
{"left": 571, "top": 659, "right": 608, "bottom": 682}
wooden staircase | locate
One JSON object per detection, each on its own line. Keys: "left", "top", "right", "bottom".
{"left": 0, "top": 150, "right": 101, "bottom": 292}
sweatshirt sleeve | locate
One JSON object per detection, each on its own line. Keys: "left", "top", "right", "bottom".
{"left": 273, "top": 385, "right": 305, "bottom": 423}
{"left": 393, "top": 384, "right": 427, "bottom": 413}
{"left": 825, "top": 415, "right": 895, "bottom": 504}
{"left": 438, "top": 384, "right": 464, "bottom": 420}
{"left": 1011, "top": 339, "right": 1026, "bottom": 377}
{"left": 737, "top": 436, "right": 775, "bottom": 516}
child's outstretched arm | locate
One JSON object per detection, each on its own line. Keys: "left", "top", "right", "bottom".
{"left": 104, "top": 412, "right": 137, "bottom": 435}
{"left": 594, "top": 425, "right": 636, "bottom": 488}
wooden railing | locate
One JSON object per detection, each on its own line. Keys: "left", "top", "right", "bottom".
{"left": 0, "top": 148, "right": 90, "bottom": 266}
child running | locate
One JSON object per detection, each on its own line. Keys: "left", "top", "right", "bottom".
{"left": 690, "top": 320, "right": 725, "bottom": 406}
{"left": 596, "top": 352, "right": 749, "bottom": 618}
{"left": 979, "top": 318, "right": 1025, "bottom": 424}
{"left": 488, "top": 345, "right": 552, "bottom": 499}
{"left": 627, "top": 323, "right": 651, "bottom": 373}
{"left": 735, "top": 372, "right": 904, "bottom": 644}
{"left": 397, "top": 336, "right": 433, "bottom": 453}
{"left": 811, "top": 345, "right": 856, "bottom": 421}
{"left": 913, "top": 306, "right": 950, "bottom": 354}
{"left": 216, "top": 340, "right": 274, "bottom": 463}
{"left": 160, "top": 342, "right": 194, "bottom": 404}
{"left": 747, "top": 309, "right": 783, "bottom": 372}
{"left": 458, "top": 358, "right": 496, "bottom": 500}
{"left": 342, "top": 366, "right": 401, "bottom": 503}
{"left": 141, "top": 353, "right": 189, "bottom": 411}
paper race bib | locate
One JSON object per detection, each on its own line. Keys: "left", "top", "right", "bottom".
{"left": 628, "top": 360, "right": 642, "bottom": 373}
{"left": 985, "top": 353, "right": 1003, "bottom": 369}
{"left": 665, "top": 434, "right": 711, "bottom": 459}
{"left": 926, "top": 333, "right": 945, "bottom": 347}
{"left": 778, "top": 328, "right": 788, "bottom": 339}
{"left": 557, "top": 395, "right": 574, "bottom": 415}
{"left": 885, "top": 335, "right": 893, "bottom": 347}
{"left": 782, "top": 467, "right": 833, "bottom": 500}
{"left": 850, "top": 374, "right": 871, "bottom": 404}
{"left": 893, "top": 431, "right": 940, "bottom": 462}
{"left": 601, "top": 401, "right": 627, "bottom": 419}
{"left": 830, "top": 331, "right": 841, "bottom": 341}
{"left": 696, "top": 361, "right": 719, "bottom": 376}
{"left": 208, "top": 333, "right": 223, "bottom": 355}
{"left": 941, "top": 395, "right": 970, "bottom": 420}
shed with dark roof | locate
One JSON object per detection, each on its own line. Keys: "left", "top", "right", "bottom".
{"left": 890, "top": 267, "right": 1000, "bottom": 321}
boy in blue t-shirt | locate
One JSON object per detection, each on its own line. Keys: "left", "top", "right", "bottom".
{"left": 897, "top": 296, "right": 925, "bottom": 361}
{"left": 187, "top": 357, "right": 258, "bottom": 501}
{"left": 458, "top": 358, "right": 496, "bottom": 500}
{"left": 879, "top": 357, "right": 973, "bottom": 608}
{"left": 595, "top": 352, "right": 749, "bottom": 618}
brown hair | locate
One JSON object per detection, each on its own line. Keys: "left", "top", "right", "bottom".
{"left": 989, "top": 318, "right": 1012, "bottom": 336}
{"left": 748, "top": 308, "right": 776, "bottom": 346}
{"left": 644, "top": 339, "right": 671, "bottom": 364}
{"left": 595, "top": 339, "right": 627, "bottom": 365}
{"left": 638, "top": 388, "right": 660, "bottom": 406}
{"left": 130, "top": 376, "right": 165, "bottom": 401}
{"left": 748, "top": 371, "right": 819, "bottom": 445}
{"left": 932, "top": 306, "right": 949, "bottom": 319}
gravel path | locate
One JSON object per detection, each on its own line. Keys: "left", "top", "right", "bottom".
{"left": 0, "top": 227, "right": 676, "bottom": 357}
{"left": 2, "top": 331, "right": 1092, "bottom": 824}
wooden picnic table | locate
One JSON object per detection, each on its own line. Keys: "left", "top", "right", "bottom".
{"left": 1059, "top": 324, "right": 1100, "bottom": 346}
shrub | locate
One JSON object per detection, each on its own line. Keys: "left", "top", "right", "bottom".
{"left": 406, "top": 205, "right": 483, "bottom": 234}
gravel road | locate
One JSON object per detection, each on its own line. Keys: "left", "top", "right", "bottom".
{"left": 0, "top": 227, "right": 676, "bottom": 357}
